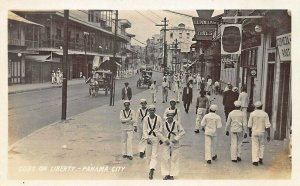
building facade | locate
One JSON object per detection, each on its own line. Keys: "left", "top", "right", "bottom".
{"left": 8, "top": 10, "right": 133, "bottom": 84}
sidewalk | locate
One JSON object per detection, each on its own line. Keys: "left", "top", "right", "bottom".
{"left": 8, "top": 85, "right": 291, "bottom": 180}
{"left": 8, "top": 74, "right": 137, "bottom": 95}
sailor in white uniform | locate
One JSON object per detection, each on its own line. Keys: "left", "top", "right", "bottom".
{"left": 143, "top": 104, "right": 163, "bottom": 180}
{"left": 201, "top": 104, "right": 222, "bottom": 164}
{"left": 157, "top": 110, "right": 185, "bottom": 180}
{"left": 136, "top": 98, "right": 148, "bottom": 158}
{"left": 120, "top": 100, "right": 136, "bottom": 160}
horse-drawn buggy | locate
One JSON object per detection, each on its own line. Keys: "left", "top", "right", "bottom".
{"left": 85, "top": 70, "right": 112, "bottom": 96}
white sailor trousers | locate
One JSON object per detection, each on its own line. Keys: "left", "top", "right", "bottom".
{"left": 152, "top": 92, "right": 157, "bottom": 103}
{"left": 205, "top": 135, "right": 217, "bottom": 160}
{"left": 195, "top": 108, "right": 206, "bottom": 130}
{"left": 230, "top": 132, "right": 243, "bottom": 160}
{"left": 138, "top": 124, "right": 146, "bottom": 153}
{"left": 252, "top": 133, "right": 265, "bottom": 162}
{"left": 161, "top": 144, "right": 180, "bottom": 176}
{"left": 146, "top": 137, "right": 159, "bottom": 170}
{"left": 121, "top": 130, "right": 133, "bottom": 156}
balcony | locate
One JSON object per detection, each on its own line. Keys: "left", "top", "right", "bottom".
{"left": 8, "top": 39, "right": 26, "bottom": 46}
{"left": 25, "top": 38, "right": 115, "bottom": 55}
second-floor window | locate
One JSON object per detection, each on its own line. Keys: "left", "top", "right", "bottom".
{"left": 179, "top": 33, "right": 182, "bottom": 38}
{"left": 187, "top": 33, "right": 190, "bottom": 39}
{"left": 76, "top": 33, "right": 79, "bottom": 43}
{"left": 56, "top": 28, "right": 62, "bottom": 40}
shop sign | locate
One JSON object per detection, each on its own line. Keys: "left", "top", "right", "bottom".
{"left": 221, "top": 55, "right": 236, "bottom": 69}
{"left": 277, "top": 33, "right": 291, "bottom": 61}
{"left": 192, "top": 17, "right": 217, "bottom": 41}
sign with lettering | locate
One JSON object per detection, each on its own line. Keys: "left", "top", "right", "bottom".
{"left": 276, "top": 33, "right": 291, "bottom": 61}
{"left": 192, "top": 17, "right": 217, "bottom": 41}
{"left": 221, "top": 55, "right": 236, "bottom": 69}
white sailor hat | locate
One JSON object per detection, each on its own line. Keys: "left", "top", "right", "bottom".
{"left": 254, "top": 101, "right": 263, "bottom": 107}
{"left": 209, "top": 104, "right": 218, "bottom": 111}
{"left": 233, "top": 87, "right": 238, "bottom": 92}
{"left": 123, "top": 100, "right": 130, "bottom": 104}
{"left": 170, "top": 99, "right": 176, "bottom": 103}
{"left": 140, "top": 98, "right": 147, "bottom": 103}
{"left": 164, "top": 109, "right": 174, "bottom": 117}
{"left": 234, "top": 101, "right": 242, "bottom": 107}
{"left": 148, "top": 104, "right": 156, "bottom": 109}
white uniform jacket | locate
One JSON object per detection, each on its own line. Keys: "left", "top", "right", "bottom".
{"left": 163, "top": 107, "right": 181, "bottom": 122}
{"left": 143, "top": 114, "right": 163, "bottom": 139}
{"left": 120, "top": 109, "right": 136, "bottom": 131}
{"left": 238, "top": 92, "right": 249, "bottom": 108}
{"left": 136, "top": 107, "right": 148, "bottom": 124}
{"left": 248, "top": 110, "right": 271, "bottom": 135}
{"left": 225, "top": 110, "right": 247, "bottom": 133}
{"left": 201, "top": 112, "right": 222, "bottom": 136}
{"left": 157, "top": 120, "right": 185, "bottom": 148}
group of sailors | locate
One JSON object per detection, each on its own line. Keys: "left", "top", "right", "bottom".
{"left": 119, "top": 96, "right": 271, "bottom": 180}
{"left": 51, "top": 68, "right": 63, "bottom": 86}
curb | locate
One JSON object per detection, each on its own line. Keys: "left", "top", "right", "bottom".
{"left": 8, "top": 75, "right": 138, "bottom": 95}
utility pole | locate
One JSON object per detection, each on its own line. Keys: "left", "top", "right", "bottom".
{"left": 156, "top": 17, "right": 168, "bottom": 75}
{"left": 110, "top": 10, "right": 118, "bottom": 106}
{"left": 174, "top": 38, "right": 178, "bottom": 73}
{"left": 61, "top": 10, "right": 69, "bottom": 120}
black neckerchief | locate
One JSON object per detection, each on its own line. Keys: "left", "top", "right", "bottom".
{"left": 148, "top": 115, "right": 158, "bottom": 137}
{"left": 140, "top": 108, "right": 148, "bottom": 121}
{"left": 123, "top": 109, "right": 131, "bottom": 118}
{"left": 166, "top": 121, "right": 176, "bottom": 139}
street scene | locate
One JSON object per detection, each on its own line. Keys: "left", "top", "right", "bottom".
{"left": 7, "top": 10, "right": 291, "bottom": 180}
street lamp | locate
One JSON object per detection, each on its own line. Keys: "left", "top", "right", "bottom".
{"left": 83, "top": 31, "right": 89, "bottom": 77}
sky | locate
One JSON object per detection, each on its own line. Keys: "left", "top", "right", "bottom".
{"left": 118, "top": 10, "right": 198, "bottom": 46}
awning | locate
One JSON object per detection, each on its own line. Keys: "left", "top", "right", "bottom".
{"left": 8, "top": 49, "right": 38, "bottom": 54}
{"left": 8, "top": 11, "right": 44, "bottom": 27}
{"left": 25, "top": 55, "right": 50, "bottom": 62}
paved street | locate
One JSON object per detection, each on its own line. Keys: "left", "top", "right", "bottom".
{"left": 8, "top": 84, "right": 291, "bottom": 180}
{"left": 8, "top": 71, "right": 163, "bottom": 145}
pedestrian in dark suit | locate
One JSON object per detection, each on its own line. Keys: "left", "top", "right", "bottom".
{"left": 182, "top": 82, "right": 193, "bottom": 113}
{"left": 122, "top": 82, "right": 132, "bottom": 100}
{"left": 223, "top": 84, "right": 238, "bottom": 120}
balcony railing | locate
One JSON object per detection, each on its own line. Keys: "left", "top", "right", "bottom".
{"left": 8, "top": 39, "right": 26, "bottom": 46}
{"left": 24, "top": 38, "right": 119, "bottom": 55}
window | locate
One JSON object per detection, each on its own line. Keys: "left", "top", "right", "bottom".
{"left": 170, "top": 33, "right": 173, "bottom": 39}
{"left": 76, "top": 33, "right": 79, "bottom": 42}
{"left": 179, "top": 33, "right": 182, "bottom": 38}
{"left": 56, "top": 28, "right": 62, "bottom": 40}
{"left": 88, "top": 10, "right": 94, "bottom": 22}
{"left": 187, "top": 33, "right": 190, "bottom": 39}
{"left": 270, "top": 33, "right": 276, "bottom": 48}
